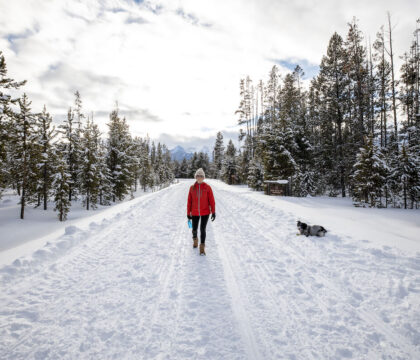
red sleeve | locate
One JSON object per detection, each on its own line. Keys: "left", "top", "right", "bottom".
{"left": 208, "top": 186, "right": 215, "bottom": 214}
{"left": 187, "top": 186, "right": 192, "bottom": 215}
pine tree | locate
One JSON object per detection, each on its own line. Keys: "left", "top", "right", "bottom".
{"left": 373, "top": 26, "right": 392, "bottom": 148}
{"left": 345, "top": 18, "right": 370, "bottom": 152}
{"left": 52, "top": 145, "right": 71, "bottom": 221}
{"left": 9, "top": 94, "right": 38, "bottom": 219}
{"left": 318, "top": 32, "right": 350, "bottom": 196}
{"left": 351, "top": 136, "right": 387, "bottom": 207}
{"left": 59, "top": 108, "right": 78, "bottom": 201}
{"left": 392, "top": 145, "right": 419, "bottom": 209}
{"left": 34, "top": 105, "right": 57, "bottom": 210}
{"left": 0, "top": 51, "right": 26, "bottom": 196}
{"left": 80, "top": 116, "right": 101, "bottom": 210}
{"left": 221, "top": 140, "right": 238, "bottom": 184}
{"left": 139, "top": 138, "right": 151, "bottom": 191}
{"left": 106, "top": 105, "right": 133, "bottom": 201}
{"left": 260, "top": 121, "right": 296, "bottom": 182}
{"left": 97, "top": 138, "right": 113, "bottom": 206}
{"left": 211, "top": 132, "right": 224, "bottom": 179}
{"left": 179, "top": 158, "right": 189, "bottom": 178}
{"left": 247, "top": 157, "right": 264, "bottom": 190}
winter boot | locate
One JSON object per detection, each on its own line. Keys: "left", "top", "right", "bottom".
{"left": 200, "top": 243, "right": 206, "bottom": 256}
{"left": 192, "top": 231, "right": 198, "bottom": 248}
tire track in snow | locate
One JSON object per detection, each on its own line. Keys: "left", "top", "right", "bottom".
{"left": 218, "top": 186, "right": 420, "bottom": 359}
{"left": 216, "top": 195, "right": 319, "bottom": 360}
{"left": 212, "top": 215, "right": 263, "bottom": 360}
{"left": 0, "top": 186, "right": 181, "bottom": 359}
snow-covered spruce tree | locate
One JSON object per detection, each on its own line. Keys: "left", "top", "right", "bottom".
{"left": 211, "top": 132, "right": 224, "bottom": 179}
{"left": 373, "top": 26, "right": 392, "bottom": 148}
{"left": 162, "top": 144, "right": 175, "bottom": 185}
{"left": 259, "top": 121, "right": 296, "bottom": 183}
{"left": 179, "top": 158, "right": 189, "bottom": 178}
{"left": 238, "top": 136, "right": 252, "bottom": 184}
{"left": 106, "top": 105, "right": 133, "bottom": 202}
{"left": 345, "top": 18, "right": 370, "bottom": 152}
{"left": 155, "top": 142, "right": 165, "bottom": 186}
{"left": 139, "top": 137, "right": 151, "bottom": 191}
{"left": 247, "top": 156, "right": 264, "bottom": 191}
{"left": 97, "top": 138, "right": 113, "bottom": 206}
{"left": 391, "top": 145, "right": 419, "bottom": 209}
{"left": 34, "top": 105, "right": 57, "bottom": 210}
{"left": 174, "top": 160, "right": 182, "bottom": 178}
{"left": 221, "top": 140, "right": 238, "bottom": 185}
{"left": 79, "top": 116, "right": 101, "bottom": 210}
{"left": 351, "top": 136, "right": 387, "bottom": 207}
{"left": 58, "top": 108, "right": 78, "bottom": 201}
{"left": 8, "top": 94, "right": 39, "bottom": 219}
{"left": 131, "top": 137, "right": 143, "bottom": 192}
{"left": 52, "top": 144, "right": 71, "bottom": 221}
{"left": 187, "top": 152, "right": 198, "bottom": 178}
{"left": 72, "top": 91, "right": 84, "bottom": 196}
{"left": 195, "top": 151, "right": 210, "bottom": 176}
{"left": 0, "top": 51, "right": 26, "bottom": 196}
{"left": 317, "top": 33, "right": 350, "bottom": 196}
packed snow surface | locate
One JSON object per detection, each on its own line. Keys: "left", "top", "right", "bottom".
{"left": 0, "top": 180, "right": 419, "bottom": 359}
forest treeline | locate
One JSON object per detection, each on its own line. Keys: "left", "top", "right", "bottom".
{"left": 0, "top": 52, "right": 174, "bottom": 221}
{"left": 193, "top": 16, "right": 419, "bottom": 209}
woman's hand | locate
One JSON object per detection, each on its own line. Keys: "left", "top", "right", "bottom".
{"left": 187, "top": 215, "right": 192, "bottom": 220}
{"left": 211, "top": 213, "right": 216, "bottom": 221}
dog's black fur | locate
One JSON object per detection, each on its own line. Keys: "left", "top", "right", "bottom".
{"left": 297, "top": 221, "right": 327, "bottom": 237}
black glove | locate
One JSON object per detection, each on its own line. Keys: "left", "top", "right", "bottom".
{"left": 211, "top": 213, "right": 216, "bottom": 221}
{"left": 187, "top": 215, "right": 192, "bottom": 220}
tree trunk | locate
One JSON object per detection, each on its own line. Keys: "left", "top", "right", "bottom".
{"left": 388, "top": 12, "right": 398, "bottom": 143}
{"left": 20, "top": 187, "right": 25, "bottom": 219}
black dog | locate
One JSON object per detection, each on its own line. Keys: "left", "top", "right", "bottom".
{"left": 297, "top": 221, "right": 327, "bottom": 237}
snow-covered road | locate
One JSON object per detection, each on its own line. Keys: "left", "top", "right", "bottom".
{"left": 1, "top": 180, "right": 419, "bottom": 359}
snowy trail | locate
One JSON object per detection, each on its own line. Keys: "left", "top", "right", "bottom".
{"left": 1, "top": 180, "right": 419, "bottom": 359}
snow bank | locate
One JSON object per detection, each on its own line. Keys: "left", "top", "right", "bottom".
{"left": 0, "top": 183, "right": 182, "bottom": 268}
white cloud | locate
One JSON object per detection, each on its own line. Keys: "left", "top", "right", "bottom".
{"left": 1, "top": 0, "right": 419, "bottom": 150}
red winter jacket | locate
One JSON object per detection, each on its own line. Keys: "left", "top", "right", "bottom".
{"left": 187, "top": 181, "right": 215, "bottom": 216}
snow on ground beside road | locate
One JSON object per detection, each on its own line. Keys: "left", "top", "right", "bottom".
{"left": 0, "top": 186, "right": 162, "bottom": 266}
{"left": 0, "top": 179, "right": 419, "bottom": 359}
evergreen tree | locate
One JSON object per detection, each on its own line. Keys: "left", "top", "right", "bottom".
{"left": 247, "top": 157, "right": 264, "bottom": 190}
{"left": 179, "top": 158, "right": 189, "bottom": 178}
{"left": 59, "top": 108, "right": 78, "bottom": 201}
{"left": 221, "top": 140, "right": 238, "bottom": 184}
{"left": 52, "top": 145, "right": 71, "bottom": 221}
{"left": 97, "top": 138, "right": 113, "bottom": 206}
{"left": 373, "top": 26, "right": 392, "bottom": 148}
{"left": 318, "top": 33, "right": 350, "bottom": 196}
{"left": 80, "top": 116, "right": 101, "bottom": 210}
{"left": 211, "top": 132, "right": 224, "bottom": 179}
{"left": 34, "top": 105, "right": 57, "bottom": 210}
{"left": 106, "top": 105, "right": 133, "bottom": 201}
{"left": 351, "top": 137, "right": 387, "bottom": 207}
{"left": 9, "top": 94, "right": 38, "bottom": 219}
{"left": 0, "top": 51, "right": 26, "bottom": 196}
{"left": 345, "top": 18, "right": 370, "bottom": 152}
{"left": 393, "top": 145, "right": 419, "bottom": 209}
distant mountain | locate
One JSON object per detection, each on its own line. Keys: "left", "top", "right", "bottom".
{"left": 170, "top": 146, "right": 194, "bottom": 161}
{"left": 170, "top": 145, "right": 213, "bottom": 161}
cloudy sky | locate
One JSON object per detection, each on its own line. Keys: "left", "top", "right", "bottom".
{"left": 0, "top": 0, "right": 418, "bottom": 151}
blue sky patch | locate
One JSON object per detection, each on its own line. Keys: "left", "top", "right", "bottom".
{"left": 273, "top": 58, "right": 319, "bottom": 79}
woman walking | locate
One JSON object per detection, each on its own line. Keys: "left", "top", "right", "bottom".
{"left": 187, "top": 168, "right": 216, "bottom": 255}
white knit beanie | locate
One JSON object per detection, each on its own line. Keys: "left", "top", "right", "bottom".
{"left": 195, "top": 168, "right": 205, "bottom": 178}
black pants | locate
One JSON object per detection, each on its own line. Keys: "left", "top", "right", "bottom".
{"left": 192, "top": 215, "right": 209, "bottom": 244}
